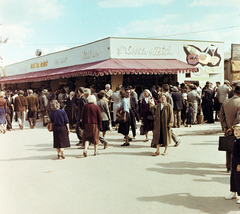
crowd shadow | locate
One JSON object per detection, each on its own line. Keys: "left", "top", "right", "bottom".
{"left": 0, "top": 154, "right": 84, "bottom": 162}
{"left": 194, "top": 176, "right": 229, "bottom": 185}
{"left": 137, "top": 193, "right": 239, "bottom": 214}
{"left": 178, "top": 130, "right": 222, "bottom": 137}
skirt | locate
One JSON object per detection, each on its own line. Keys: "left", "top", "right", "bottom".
{"left": 118, "top": 113, "right": 131, "bottom": 136}
{"left": 82, "top": 123, "right": 100, "bottom": 145}
{"left": 142, "top": 111, "right": 154, "bottom": 132}
{"left": 53, "top": 126, "right": 71, "bottom": 148}
{"left": 101, "top": 121, "right": 110, "bottom": 132}
{"left": 0, "top": 108, "right": 6, "bottom": 125}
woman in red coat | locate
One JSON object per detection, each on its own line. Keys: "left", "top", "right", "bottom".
{"left": 81, "top": 95, "right": 102, "bottom": 157}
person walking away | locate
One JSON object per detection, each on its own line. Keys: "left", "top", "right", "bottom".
{"left": 185, "top": 102, "right": 194, "bottom": 127}
{"left": 49, "top": 100, "right": 70, "bottom": 159}
{"left": 216, "top": 80, "right": 231, "bottom": 109}
{"left": 14, "top": 90, "right": 28, "bottom": 130}
{"left": 97, "top": 91, "right": 111, "bottom": 139}
{"left": 117, "top": 90, "right": 132, "bottom": 146}
{"left": 57, "top": 89, "right": 66, "bottom": 110}
{"left": 181, "top": 88, "right": 188, "bottom": 126}
{"left": 151, "top": 93, "right": 174, "bottom": 156}
{"left": 65, "top": 91, "right": 78, "bottom": 129}
{"left": 39, "top": 89, "right": 48, "bottom": 126}
{"left": 0, "top": 91, "right": 7, "bottom": 134}
{"left": 5, "top": 91, "right": 13, "bottom": 131}
{"left": 187, "top": 86, "right": 201, "bottom": 124}
{"left": 172, "top": 86, "right": 183, "bottom": 128}
{"left": 225, "top": 123, "right": 240, "bottom": 204}
{"left": 81, "top": 95, "right": 102, "bottom": 157}
{"left": 75, "top": 87, "right": 87, "bottom": 146}
{"left": 202, "top": 84, "right": 214, "bottom": 123}
{"left": 26, "top": 89, "right": 39, "bottom": 129}
{"left": 220, "top": 85, "right": 240, "bottom": 172}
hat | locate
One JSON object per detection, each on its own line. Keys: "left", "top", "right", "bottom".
{"left": 233, "top": 124, "right": 240, "bottom": 129}
{"left": 42, "top": 89, "right": 48, "bottom": 93}
{"left": 172, "top": 86, "right": 178, "bottom": 92}
{"left": 6, "top": 91, "right": 12, "bottom": 95}
{"left": 18, "top": 90, "right": 24, "bottom": 95}
{"left": 224, "top": 80, "right": 230, "bottom": 84}
{"left": 234, "top": 85, "right": 240, "bottom": 94}
{"left": 0, "top": 91, "right": 5, "bottom": 97}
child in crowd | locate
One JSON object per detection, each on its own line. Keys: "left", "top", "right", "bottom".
{"left": 225, "top": 123, "right": 240, "bottom": 204}
{"left": 185, "top": 102, "right": 194, "bottom": 127}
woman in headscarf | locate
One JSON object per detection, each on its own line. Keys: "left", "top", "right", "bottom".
{"left": 81, "top": 95, "right": 102, "bottom": 157}
{"left": 49, "top": 100, "right": 71, "bottom": 159}
{"left": 65, "top": 91, "right": 78, "bottom": 129}
{"left": 140, "top": 89, "right": 158, "bottom": 142}
{"left": 151, "top": 93, "right": 174, "bottom": 156}
{"left": 0, "top": 91, "right": 7, "bottom": 134}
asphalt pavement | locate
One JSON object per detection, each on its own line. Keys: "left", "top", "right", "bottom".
{"left": 0, "top": 120, "right": 239, "bottom": 214}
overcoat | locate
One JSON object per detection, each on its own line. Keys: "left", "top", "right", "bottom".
{"left": 151, "top": 102, "right": 174, "bottom": 146}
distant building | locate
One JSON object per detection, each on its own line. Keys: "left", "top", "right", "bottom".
{"left": 0, "top": 37, "right": 224, "bottom": 91}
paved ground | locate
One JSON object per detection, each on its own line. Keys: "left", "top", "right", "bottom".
{"left": 0, "top": 120, "right": 240, "bottom": 214}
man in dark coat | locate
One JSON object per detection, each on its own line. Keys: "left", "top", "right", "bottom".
{"left": 172, "top": 86, "right": 183, "bottom": 128}
{"left": 14, "top": 90, "right": 28, "bottom": 130}
{"left": 202, "top": 84, "right": 214, "bottom": 123}
{"left": 27, "top": 89, "right": 39, "bottom": 129}
{"left": 5, "top": 91, "right": 13, "bottom": 131}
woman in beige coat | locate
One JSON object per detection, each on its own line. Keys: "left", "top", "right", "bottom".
{"left": 151, "top": 93, "right": 174, "bottom": 156}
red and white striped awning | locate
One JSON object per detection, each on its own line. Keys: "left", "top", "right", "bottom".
{"left": 0, "top": 59, "right": 198, "bottom": 84}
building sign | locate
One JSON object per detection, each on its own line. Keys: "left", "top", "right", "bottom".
{"left": 30, "top": 60, "right": 48, "bottom": 69}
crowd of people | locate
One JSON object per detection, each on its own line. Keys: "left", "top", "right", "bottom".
{"left": 1, "top": 80, "right": 240, "bottom": 204}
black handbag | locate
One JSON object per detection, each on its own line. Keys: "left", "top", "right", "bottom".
{"left": 218, "top": 136, "right": 235, "bottom": 152}
{"left": 116, "top": 107, "right": 128, "bottom": 124}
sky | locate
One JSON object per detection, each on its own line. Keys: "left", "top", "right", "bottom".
{"left": 0, "top": 0, "right": 239, "bottom": 66}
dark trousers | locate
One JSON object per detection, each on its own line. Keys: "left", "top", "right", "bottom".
{"left": 130, "top": 109, "right": 136, "bottom": 137}
{"left": 28, "top": 111, "right": 37, "bottom": 127}
{"left": 204, "top": 105, "right": 214, "bottom": 123}
{"left": 6, "top": 113, "right": 13, "bottom": 130}
{"left": 173, "top": 110, "right": 181, "bottom": 127}
{"left": 227, "top": 151, "right": 232, "bottom": 172}
{"left": 230, "top": 156, "right": 240, "bottom": 194}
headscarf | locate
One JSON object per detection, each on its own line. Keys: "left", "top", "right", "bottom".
{"left": 70, "top": 91, "right": 75, "bottom": 101}
{"left": 144, "top": 89, "right": 152, "bottom": 98}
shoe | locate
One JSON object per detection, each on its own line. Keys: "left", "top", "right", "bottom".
{"left": 133, "top": 136, "right": 136, "bottom": 139}
{"left": 61, "top": 155, "right": 65, "bottom": 159}
{"left": 237, "top": 199, "right": 240, "bottom": 204}
{"left": 121, "top": 143, "right": 130, "bottom": 146}
{"left": 57, "top": 155, "right": 61, "bottom": 159}
{"left": 143, "top": 139, "right": 149, "bottom": 142}
{"left": 76, "top": 142, "right": 82, "bottom": 146}
{"left": 162, "top": 151, "right": 168, "bottom": 156}
{"left": 94, "top": 151, "right": 99, "bottom": 156}
{"left": 152, "top": 152, "right": 160, "bottom": 156}
{"left": 174, "top": 140, "right": 181, "bottom": 147}
{"left": 103, "top": 142, "right": 108, "bottom": 149}
{"left": 83, "top": 150, "right": 87, "bottom": 157}
{"left": 225, "top": 192, "right": 237, "bottom": 200}
{"left": 129, "top": 138, "right": 132, "bottom": 142}
{"left": 2, "top": 129, "right": 6, "bottom": 134}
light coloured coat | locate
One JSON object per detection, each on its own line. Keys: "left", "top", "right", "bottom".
{"left": 219, "top": 96, "right": 240, "bottom": 130}
{"left": 151, "top": 102, "right": 174, "bottom": 146}
{"left": 97, "top": 99, "right": 111, "bottom": 121}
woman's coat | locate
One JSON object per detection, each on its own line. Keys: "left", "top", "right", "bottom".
{"left": 151, "top": 102, "right": 174, "bottom": 146}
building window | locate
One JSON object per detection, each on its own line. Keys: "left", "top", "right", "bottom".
{"left": 185, "top": 73, "right": 191, "bottom": 78}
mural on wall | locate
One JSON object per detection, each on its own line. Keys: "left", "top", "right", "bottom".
{"left": 183, "top": 44, "right": 221, "bottom": 67}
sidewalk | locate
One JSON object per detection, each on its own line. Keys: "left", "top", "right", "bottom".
{"left": 0, "top": 121, "right": 239, "bottom": 214}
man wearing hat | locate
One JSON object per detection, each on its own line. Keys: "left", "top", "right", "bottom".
{"left": 39, "top": 89, "right": 48, "bottom": 126}
{"left": 14, "top": 90, "right": 28, "bottom": 130}
{"left": 172, "top": 86, "right": 183, "bottom": 128}
{"left": 220, "top": 85, "right": 240, "bottom": 172}
{"left": 26, "top": 89, "right": 39, "bottom": 129}
{"left": 4, "top": 91, "right": 13, "bottom": 131}
{"left": 216, "top": 80, "right": 231, "bottom": 109}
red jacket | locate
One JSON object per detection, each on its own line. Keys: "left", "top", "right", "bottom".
{"left": 81, "top": 103, "right": 102, "bottom": 130}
